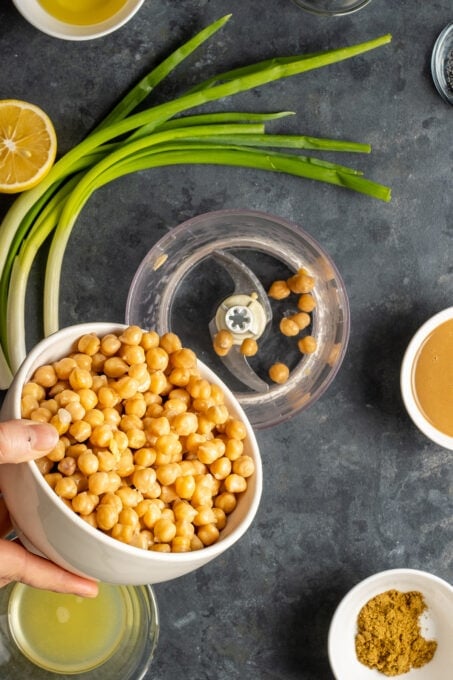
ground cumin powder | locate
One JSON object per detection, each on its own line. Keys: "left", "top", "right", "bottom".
{"left": 355, "top": 589, "right": 437, "bottom": 676}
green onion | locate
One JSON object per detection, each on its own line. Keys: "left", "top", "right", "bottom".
{"left": 0, "top": 15, "right": 392, "bottom": 387}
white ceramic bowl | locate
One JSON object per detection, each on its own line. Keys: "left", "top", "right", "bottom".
{"left": 328, "top": 569, "right": 453, "bottom": 680}
{"left": 12, "top": 0, "right": 144, "bottom": 41}
{"left": 400, "top": 307, "right": 453, "bottom": 450}
{"left": 0, "top": 323, "right": 262, "bottom": 585}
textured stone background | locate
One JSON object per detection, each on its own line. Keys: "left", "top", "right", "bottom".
{"left": 0, "top": 1, "right": 452, "bottom": 678}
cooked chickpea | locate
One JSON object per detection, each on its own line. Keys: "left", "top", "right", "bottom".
{"left": 213, "top": 329, "right": 234, "bottom": 356}
{"left": 240, "top": 338, "right": 258, "bottom": 357}
{"left": 224, "top": 473, "right": 247, "bottom": 494}
{"left": 130, "top": 531, "right": 153, "bottom": 550}
{"left": 96, "top": 504, "right": 119, "bottom": 531}
{"left": 124, "top": 395, "right": 146, "bottom": 418}
{"left": 170, "top": 348, "right": 197, "bottom": 369}
{"left": 210, "top": 456, "right": 232, "bottom": 480}
{"left": 193, "top": 506, "right": 216, "bottom": 527}
{"left": 154, "top": 518, "right": 177, "bottom": 543}
{"left": 101, "top": 407, "right": 120, "bottom": 427}
{"left": 287, "top": 270, "right": 315, "bottom": 294}
{"left": 111, "top": 524, "right": 135, "bottom": 544}
{"left": 77, "top": 388, "right": 98, "bottom": 411}
{"left": 46, "top": 439, "right": 66, "bottom": 462}
{"left": 214, "top": 491, "right": 237, "bottom": 514}
{"left": 190, "top": 535, "right": 204, "bottom": 551}
{"left": 145, "top": 347, "right": 169, "bottom": 372}
{"left": 58, "top": 456, "right": 77, "bottom": 477}
{"left": 90, "top": 424, "right": 113, "bottom": 448}
{"left": 140, "top": 331, "right": 160, "bottom": 350}
{"left": 30, "top": 407, "right": 52, "bottom": 423}
{"left": 82, "top": 409, "right": 104, "bottom": 429}
{"left": 21, "top": 395, "right": 40, "bottom": 418}
{"left": 224, "top": 437, "right": 244, "bottom": 461}
{"left": 148, "top": 371, "right": 168, "bottom": 395}
{"left": 197, "top": 523, "right": 220, "bottom": 546}
{"left": 291, "top": 312, "right": 311, "bottom": 330}
{"left": 33, "top": 364, "right": 58, "bottom": 388}
{"left": 103, "top": 357, "right": 129, "bottom": 378}
{"left": 22, "top": 382, "right": 46, "bottom": 401}
{"left": 116, "top": 486, "right": 142, "bottom": 508}
{"left": 116, "top": 325, "right": 141, "bottom": 346}
{"left": 280, "top": 317, "right": 300, "bottom": 337}
{"left": 49, "top": 411, "right": 70, "bottom": 436}
{"left": 197, "top": 441, "right": 222, "bottom": 465}
{"left": 116, "top": 450, "right": 135, "bottom": 477}
{"left": 212, "top": 507, "right": 227, "bottom": 530}
{"left": 55, "top": 476, "right": 78, "bottom": 499}
{"left": 69, "top": 367, "right": 93, "bottom": 390}
{"left": 128, "top": 363, "right": 151, "bottom": 392}
{"left": 118, "top": 507, "right": 140, "bottom": 529}
{"left": 174, "top": 474, "right": 196, "bottom": 500}
{"left": 77, "top": 333, "right": 101, "bottom": 356}
{"left": 69, "top": 420, "right": 92, "bottom": 443}
{"left": 91, "top": 353, "right": 106, "bottom": 373}
{"left": 297, "top": 293, "right": 316, "bottom": 313}
{"left": 100, "top": 333, "right": 122, "bottom": 356}
{"left": 72, "top": 492, "right": 99, "bottom": 516}
{"left": 159, "top": 332, "right": 182, "bottom": 354}
{"left": 134, "top": 447, "right": 156, "bottom": 467}
{"left": 172, "top": 536, "right": 191, "bottom": 552}
{"left": 35, "top": 457, "right": 53, "bottom": 475}
{"left": 77, "top": 450, "right": 99, "bottom": 476}
{"left": 132, "top": 467, "right": 157, "bottom": 493}
{"left": 167, "top": 367, "right": 192, "bottom": 387}
{"left": 224, "top": 419, "right": 247, "bottom": 440}
{"left": 88, "top": 471, "right": 110, "bottom": 495}
{"left": 113, "top": 376, "right": 139, "bottom": 400}
{"left": 120, "top": 344, "right": 146, "bottom": 366}
{"left": 268, "top": 362, "right": 290, "bottom": 384}
{"left": 44, "top": 472, "right": 63, "bottom": 489}
{"left": 297, "top": 335, "right": 317, "bottom": 354}
{"left": 172, "top": 411, "right": 198, "bottom": 436}
{"left": 99, "top": 492, "right": 123, "bottom": 513}
{"left": 206, "top": 404, "right": 229, "bottom": 425}
{"left": 142, "top": 504, "right": 162, "bottom": 530}
{"left": 151, "top": 543, "right": 171, "bottom": 553}
{"left": 268, "top": 279, "right": 291, "bottom": 300}
{"left": 232, "top": 455, "right": 255, "bottom": 478}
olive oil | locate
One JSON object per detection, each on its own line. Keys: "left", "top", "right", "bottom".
{"left": 37, "top": 0, "right": 128, "bottom": 26}
{"left": 8, "top": 582, "right": 127, "bottom": 673}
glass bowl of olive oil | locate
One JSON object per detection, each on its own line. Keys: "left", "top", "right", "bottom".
{"left": 12, "top": 0, "right": 145, "bottom": 41}
{"left": 0, "top": 581, "right": 159, "bottom": 678}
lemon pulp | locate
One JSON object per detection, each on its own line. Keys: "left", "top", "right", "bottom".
{"left": 8, "top": 582, "right": 127, "bottom": 673}
{"left": 37, "top": 0, "right": 128, "bottom": 26}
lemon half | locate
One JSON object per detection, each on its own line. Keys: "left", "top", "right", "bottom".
{"left": 0, "top": 99, "right": 57, "bottom": 194}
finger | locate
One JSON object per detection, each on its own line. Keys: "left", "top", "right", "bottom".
{"left": 0, "top": 497, "right": 12, "bottom": 538}
{"left": 0, "top": 539, "right": 99, "bottom": 597}
{"left": 0, "top": 420, "right": 59, "bottom": 464}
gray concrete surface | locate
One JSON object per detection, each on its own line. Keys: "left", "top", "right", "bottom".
{"left": 0, "top": 1, "right": 452, "bottom": 678}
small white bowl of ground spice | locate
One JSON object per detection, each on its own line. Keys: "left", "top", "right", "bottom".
{"left": 328, "top": 568, "right": 453, "bottom": 679}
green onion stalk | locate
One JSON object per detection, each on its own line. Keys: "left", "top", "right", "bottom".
{"left": 0, "top": 14, "right": 392, "bottom": 388}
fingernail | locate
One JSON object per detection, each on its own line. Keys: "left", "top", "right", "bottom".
{"left": 27, "top": 423, "right": 59, "bottom": 451}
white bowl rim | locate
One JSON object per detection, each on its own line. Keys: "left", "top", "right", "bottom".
{"left": 12, "top": 0, "right": 145, "bottom": 41}
{"left": 328, "top": 568, "right": 453, "bottom": 672}
{"left": 400, "top": 306, "right": 453, "bottom": 450}
{"left": 11, "top": 322, "right": 263, "bottom": 563}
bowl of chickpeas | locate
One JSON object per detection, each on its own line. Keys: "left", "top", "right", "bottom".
{"left": 0, "top": 323, "right": 262, "bottom": 585}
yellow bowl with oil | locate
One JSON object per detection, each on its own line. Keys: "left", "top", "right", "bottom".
{"left": 0, "top": 581, "right": 159, "bottom": 678}
{"left": 12, "top": 0, "right": 145, "bottom": 41}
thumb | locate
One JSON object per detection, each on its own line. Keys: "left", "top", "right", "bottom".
{"left": 0, "top": 420, "right": 59, "bottom": 464}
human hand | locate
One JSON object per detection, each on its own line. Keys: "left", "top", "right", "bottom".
{"left": 0, "top": 419, "right": 98, "bottom": 597}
